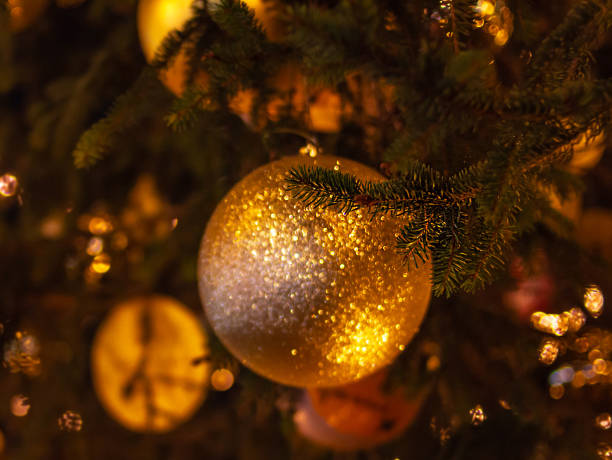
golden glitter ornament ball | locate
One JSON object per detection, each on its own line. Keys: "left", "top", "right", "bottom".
{"left": 90, "top": 296, "right": 210, "bottom": 432}
{"left": 198, "top": 155, "right": 432, "bottom": 388}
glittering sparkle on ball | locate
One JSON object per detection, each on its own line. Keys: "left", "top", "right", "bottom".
{"left": 198, "top": 155, "right": 432, "bottom": 387}
{"left": 0, "top": 174, "right": 18, "bottom": 197}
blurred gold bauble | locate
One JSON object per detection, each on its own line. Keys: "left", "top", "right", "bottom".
{"left": 137, "top": 0, "right": 280, "bottom": 95}
{"left": 295, "top": 369, "right": 425, "bottom": 450}
{"left": 7, "top": 0, "right": 49, "bottom": 32}
{"left": 309, "top": 369, "right": 425, "bottom": 444}
{"left": 91, "top": 295, "right": 210, "bottom": 432}
{"left": 198, "top": 155, "right": 432, "bottom": 388}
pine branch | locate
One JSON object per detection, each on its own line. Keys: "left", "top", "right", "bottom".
{"left": 72, "top": 69, "right": 166, "bottom": 169}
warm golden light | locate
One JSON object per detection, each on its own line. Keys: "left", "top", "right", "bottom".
{"left": 530, "top": 312, "right": 569, "bottom": 336}
{"left": 88, "top": 217, "right": 113, "bottom": 235}
{"left": 538, "top": 339, "right": 560, "bottom": 365}
{"left": 0, "top": 173, "right": 18, "bottom": 197}
{"left": 90, "top": 296, "right": 210, "bottom": 432}
{"left": 596, "top": 413, "right": 612, "bottom": 430}
{"left": 199, "top": 155, "right": 432, "bottom": 387}
{"left": 91, "top": 253, "right": 111, "bottom": 274}
{"left": 469, "top": 405, "right": 486, "bottom": 425}
{"left": 138, "top": 0, "right": 280, "bottom": 96}
{"left": 584, "top": 285, "right": 604, "bottom": 318}
{"left": 86, "top": 237, "right": 104, "bottom": 256}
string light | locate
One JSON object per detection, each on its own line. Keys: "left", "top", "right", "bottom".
{"left": 0, "top": 173, "right": 18, "bottom": 197}
{"left": 596, "top": 413, "right": 612, "bottom": 430}
{"left": 584, "top": 285, "right": 604, "bottom": 318}
{"left": 90, "top": 254, "right": 111, "bottom": 274}
{"left": 469, "top": 405, "right": 486, "bottom": 425}
{"left": 530, "top": 312, "right": 569, "bottom": 336}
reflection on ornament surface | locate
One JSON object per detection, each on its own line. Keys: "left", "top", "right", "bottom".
{"left": 199, "top": 155, "right": 432, "bottom": 387}
{"left": 91, "top": 296, "right": 210, "bottom": 432}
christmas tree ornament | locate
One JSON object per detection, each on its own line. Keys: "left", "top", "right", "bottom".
{"left": 7, "top": 0, "right": 49, "bottom": 32}
{"left": 138, "top": 0, "right": 280, "bottom": 95}
{"left": 91, "top": 296, "right": 210, "bottom": 432}
{"left": 293, "top": 392, "right": 369, "bottom": 451}
{"left": 307, "top": 369, "right": 426, "bottom": 445}
{"left": 198, "top": 155, "right": 432, "bottom": 387}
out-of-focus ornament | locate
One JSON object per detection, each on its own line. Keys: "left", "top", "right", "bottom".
{"left": 58, "top": 410, "right": 83, "bottom": 432}
{"left": 91, "top": 296, "right": 210, "bottom": 432}
{"left": 137, "top": 0, "right": 279, "bottom": 96}
{"left": 7, "top": 0, "right": 49, "bottom": 32}
{"left": 294, "top": 391, "right": 368, "bottom": 451}
{"left": 306, "top": 369, "right": 426, "bottom": 448}
{"left": 10, "top": 394, "right": 30, "bottom": 417}
{"left": 0, "top": 173, "right": 18, "bottom": 197}
{"left": 198, "top": 155, "right": 432, "bottom": 387}
{"left": 3, "top": 331, "right": 41, "bottom": 376}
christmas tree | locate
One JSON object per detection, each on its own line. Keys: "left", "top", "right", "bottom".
{"left": 2, "top": 0, "right": 612, "bottom": 458}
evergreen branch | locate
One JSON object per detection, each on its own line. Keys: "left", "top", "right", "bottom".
{"left": 165, "top": 87, "right": 211, "bottom": 132}
{"left": 73, "top": 69, "right": 165, "bottom": 168}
